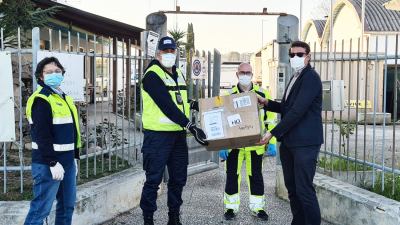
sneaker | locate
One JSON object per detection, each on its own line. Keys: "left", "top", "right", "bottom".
{"left": 224, "top": 209, "right": 236, "bottom": 220}
{"left": 253, "top": 210, "right": 269, "bottom": 221}
{"left": 167, "top": 212, "right": 182, "bottom": 225}
{"left": 143, "top": 216, "right": 154, "bottom": 225}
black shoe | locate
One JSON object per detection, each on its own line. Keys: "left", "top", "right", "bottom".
{"left": 143, "top": 216, "right": 154, "bottom": 225}
{"left": 167, "top": 212, "right": 182, "bottom": 225}
{"left": 224, "top": 209, "right": 236, "bottom": 220}
{"left": 254, "top": 210, "right": 269, "bottom": 221}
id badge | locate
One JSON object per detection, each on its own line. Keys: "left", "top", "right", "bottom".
{"left": 175, "top": 92, "right": 183, "bottom": 105}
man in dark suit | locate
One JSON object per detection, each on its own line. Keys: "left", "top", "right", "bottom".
{"left": 259, "top": 41, "right": 323, "bottom": 225}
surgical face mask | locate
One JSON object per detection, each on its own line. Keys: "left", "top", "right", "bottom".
{"left": 44, "top": 73, "right": 64, "bottom": 88}
{"left": 290, "top": 56, "right": 306, "bottom": 72}
{"left": 238, "top": 75, "right": 252, "bottom": 86}
{"left": 160, "top": 53, "right": 176, "bottom": 68}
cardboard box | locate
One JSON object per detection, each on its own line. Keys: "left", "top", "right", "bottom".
{"left": 199, "top": 92, "right": 262, "bottom": 151}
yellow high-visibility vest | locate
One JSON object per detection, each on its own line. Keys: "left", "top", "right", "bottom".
{"left": 141, "top": 64, "right": 190, "bottom": 131}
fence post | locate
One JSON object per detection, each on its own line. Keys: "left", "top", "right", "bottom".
{"left": 32, "top": 27, "right": 40, "bottom": 91}
{"left": 212, "top": 49, "right": 221, "bottom": 97}
{"left": 207, "top": 51, "right": 212, "bottom": 97}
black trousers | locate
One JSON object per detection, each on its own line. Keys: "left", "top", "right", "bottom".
{"left": 140, "top": 130, "right": 188, "bottom": 218}
{"left": 280, "top": 143, "right": 321, "bottom": 225}
{"left": 225, "top": 149, "right": 264, "bottom": 196}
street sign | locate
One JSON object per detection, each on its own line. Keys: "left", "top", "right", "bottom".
{"left": 191, "top": 56, "right": 207, "bottom": 80}
{"left": 147, "top": 31, "right": 160, "bottom": 57}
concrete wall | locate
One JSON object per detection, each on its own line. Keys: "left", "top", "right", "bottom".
{"left": 276, "top": 165, "right": 400, "bottom": 225}
{"left": 0, "top": 165, "right": 147, "bottom": 225}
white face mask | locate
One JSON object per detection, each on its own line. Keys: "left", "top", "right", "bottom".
{"left": 160, "top": 53, "right": 176, "bottom": 68}
{"left": 290, "top": 56, "right": 306, "bottom": 72}
{"left": 238, "top": 75, "right": 252, "bottom": 86}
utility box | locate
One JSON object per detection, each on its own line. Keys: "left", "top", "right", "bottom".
{"left": 322, "top": 80, "right": 345, "bottom": 111}
{"left": 199, "top": 92, "right": 262, "bottom": 151}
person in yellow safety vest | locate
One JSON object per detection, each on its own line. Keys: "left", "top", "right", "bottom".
{"left": 140, "top": 36, "right": 208, "bottom": 225}
{"left": 219, "top": 62, "right": 277, "bottom": 222}
{"left": 24, "top": 57, "right": 81, "bottom": 225}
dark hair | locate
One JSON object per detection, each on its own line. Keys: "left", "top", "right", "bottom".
{"left": 289, "top": 41, "right": 311, "bottom": 54}
{"left": 35, "top": 57, "right": 65, "bottom": 80}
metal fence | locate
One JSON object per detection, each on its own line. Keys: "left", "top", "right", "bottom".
{"left": 310, "top": 35, "right": 399, "bottom": 198}
{"left": 0, "top": 27, "right": 219, "bottom": 196}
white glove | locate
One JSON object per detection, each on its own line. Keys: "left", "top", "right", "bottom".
{"left": 50, "top": 162, "right": 65, "bottom": 180}
{"left": 74, "top": 159, "right": 78, "bottom": 177}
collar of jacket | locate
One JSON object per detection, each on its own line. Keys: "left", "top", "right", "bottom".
{"left": 37, "top": 79, "right": 64, "bottom": 97}
{"left": 296, "top": 63, "right": 312, "bottom": 79}
{"left": 146, "top": 59, "right": 178, "bottom": 78}
{"left": 236, "top": 83, "right": 254, "bottom": 93}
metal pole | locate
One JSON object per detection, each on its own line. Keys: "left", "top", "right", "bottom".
{"left": 207, "top": 51, "right": 212, "bottom": 97}
{"left": 346, "top": 39, "right": 353, "bottom": 180}
{"left": 299, "top": 0, "right": 303, "bottom": 39}
{"left": 363, "top": 37, "right": 369, "bottom": 183}
{"left": 58, "top": 30, "right": 62, "bottom": 52}
{"left": 85, "top": 33, "right": 89, "bottom": 178}
{"left": 330, "top": 0, "right": 334, "bottom": 51}
{"left": 134, "top": 47, "right": 138, "bottom": 161}
{"left": 382, "top": 35, "right": 389, "bottom": 192}
{"left": 121, "top": 38, "right": 126, "bottom": 167}
{"left": 101, "top": 36, "right": 105, "bottom": 173}
{"left": 17, "top": 28, "right": 24, "bottom": 193}
{"left": 354, "top": 38, "right": 361, "bottom": 181}
{"left": 0, "top": 28, "right": 4, "bottom": 50}
{"left": 49, "top": 28, "right": 52, "bottom": 51}
{"left": 330, "top": 40, "right": 337, "bottom": 173}
{"left": 392, "top": 34, "right": 399, "bottom": 196}
{"left": 93, "top": 35, "right": 97, "bottom": 176}
{"left": 323, "top": 41, "right": 330, "bottom": 172}
{"left": 127, "top": 39, "right": 132, "bottom": 165}
{"left": 2, "top": 143, "right": 6, "bottom": 193}
{"left": 372, "top": 36, "right": 379, "bottom": 188}
{"left": 108, "top": 37, "right": 112, "bottom": 171}
{"left": 212, "top": 49, "right": 221, "bottom": 97}
{"left": 32, "top": 27, "right": 40, "bottom": 91}
{"left": 338, "top": 39, "right": 345, "bottom": 175}
{"left": 77, "top": 31, "right": 81, "bottom": 180}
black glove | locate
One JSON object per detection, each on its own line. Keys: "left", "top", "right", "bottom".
{"left": 186, "top": 122, "right": 208, "bottom": 146}
{"left": 189, "top": 100, "right": 199, "bottom": 111}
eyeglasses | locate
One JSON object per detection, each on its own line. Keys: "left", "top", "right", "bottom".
{"left": 238, "top": 71, "right": 253, "bottom": 76}
{"left": 43, "top": 69, "right": 63, "bottom": 75}
{"left": 289, "top": 52, "right": 307, "bottom": 58}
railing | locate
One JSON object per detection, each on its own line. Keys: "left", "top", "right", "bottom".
{"left": 311, "top": 35, "right": 399, "bottom": 199}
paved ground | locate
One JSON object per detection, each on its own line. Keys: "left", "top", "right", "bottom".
{"left": 102, "top": 157, "right": 332, "bottom": 225}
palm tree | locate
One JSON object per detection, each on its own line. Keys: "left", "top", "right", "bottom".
{"left": 168, "top": 28, "right": 186, "bottom": 48}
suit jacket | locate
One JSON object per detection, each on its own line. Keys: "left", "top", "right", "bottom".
{"left": 267, "top": 64, "right": 323, "bottom": 148}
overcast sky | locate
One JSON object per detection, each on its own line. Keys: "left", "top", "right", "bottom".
{"left": 61, "top": 0, "right": 331, "bottom": 54}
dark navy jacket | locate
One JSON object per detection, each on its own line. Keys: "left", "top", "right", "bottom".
{"left": 30, "top": 80, "right": 79, "bottom": 166}
{"left": 268, "top": 64, "right": 324, "bottom": 148}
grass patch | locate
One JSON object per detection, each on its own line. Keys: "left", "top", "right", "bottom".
{"left": 0, "top": 155, "right": 130, "bottom": 201}
{"left": 318, "top": 156, "right": 372, "bottom": 171}
{"left": 366, "top": 173, "right": 400, "bottom": 201}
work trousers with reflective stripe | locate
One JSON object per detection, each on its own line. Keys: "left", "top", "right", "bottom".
{"left": 224, "top": 149, "right": 265, "bottom": 213}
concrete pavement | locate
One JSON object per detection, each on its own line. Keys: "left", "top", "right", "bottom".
{"left": 102, "top": 157, "right": 332, "bottom": 225}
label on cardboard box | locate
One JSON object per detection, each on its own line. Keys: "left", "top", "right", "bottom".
{"left": 233, "top": 96, "right": 252, "bottom": 108}
{"left": 227, "top": 114, "right": 242, "bottom": 127}
{"left": 203, "top": 109, "right": 224, "bottom": 140}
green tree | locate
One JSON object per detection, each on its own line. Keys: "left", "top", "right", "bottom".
{"left": 0, "top": 0, "right": 61, "bottom": 48}
{"left": 185, "top": 23, "right": 195, "bottom": 52}
{"left": 168, "top": 28, "right": 186, "bottom": 48}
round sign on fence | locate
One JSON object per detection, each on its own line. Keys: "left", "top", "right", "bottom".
{"left": 192, "top": 59, "right": 202, "bottom": 77}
